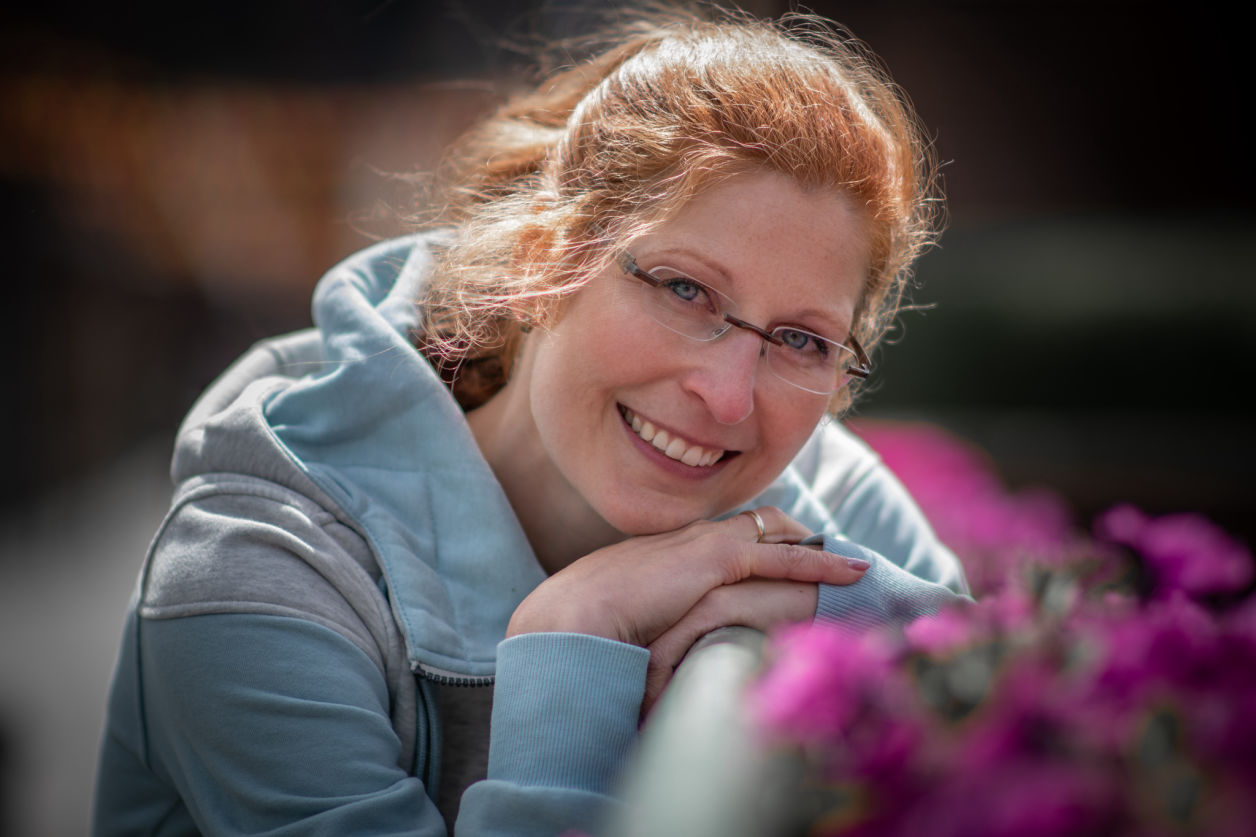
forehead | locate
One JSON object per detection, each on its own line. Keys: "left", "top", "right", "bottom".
{"left": 635, "top": 170, "right": 871, "bottom": 316}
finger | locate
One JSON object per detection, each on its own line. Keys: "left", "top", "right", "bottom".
{"left": 642, "top": 593, "right": 735, "bottom": 717}
{"left": 642, "top": 595, "right": 730, "bottom": 713}
{"left": 642, "top": 580, "right": 819, "bottom": 716}
{"left": 736, "top": 509, "right": 768, "bottom": 544}
{"left": 642, "top": 651, "right": 676, "bottom": 718}
{"left": 733, "top": 506, "right": 815, "bottom": 545}
{"left": 721, "top": 539, "right": 870, "bottom": 588}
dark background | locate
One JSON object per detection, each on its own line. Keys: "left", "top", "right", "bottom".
{"left": 0, "top": 2, "right": 1251, "bottom": 833}
{"left": 4, "top": 0, "right": 1250, "bottom": 537}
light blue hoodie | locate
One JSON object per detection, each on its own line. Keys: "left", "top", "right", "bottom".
{"left": 92, "top": 235, "right": 967, "bottom": 836}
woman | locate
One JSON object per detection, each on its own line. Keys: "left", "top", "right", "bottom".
{"left": 93, "top": 7, "right": 968, "bottom": 835}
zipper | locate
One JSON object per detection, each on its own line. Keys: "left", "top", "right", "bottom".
{"left": 412, "top": 662, "right": 494, "bottom": 801}
{"left": 415, "top": 662, "right": 495, "bottom": 688}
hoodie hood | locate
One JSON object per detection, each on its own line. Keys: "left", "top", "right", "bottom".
{"left": 171, "top": 234, "right": 546, "bottom": 679}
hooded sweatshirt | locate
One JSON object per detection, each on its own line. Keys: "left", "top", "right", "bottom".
{"left": 92, "top": 234, "right": 967, "bottom": 836}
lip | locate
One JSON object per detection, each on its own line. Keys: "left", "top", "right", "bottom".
{"left": 617, "top": 404, "right": 737, "bottom": 478}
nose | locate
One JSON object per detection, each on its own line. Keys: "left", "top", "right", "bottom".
{"left": 680, "top": 329, "right": 763, "bottom": 425}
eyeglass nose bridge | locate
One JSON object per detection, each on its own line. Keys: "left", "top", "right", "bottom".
{"left": 720, "top": 314, "right": 784, "bottom": 347}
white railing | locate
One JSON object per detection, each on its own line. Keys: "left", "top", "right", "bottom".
{"left": 607, "top": 626, "right": 802, "bottom": 837}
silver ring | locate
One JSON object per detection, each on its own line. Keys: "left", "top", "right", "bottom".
{"left": 740, "top": 509, "right": 766, "bottom": 543}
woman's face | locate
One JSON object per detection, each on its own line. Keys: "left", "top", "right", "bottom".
{"left": 515, "top": 169, "right": 871, "bottom": 535}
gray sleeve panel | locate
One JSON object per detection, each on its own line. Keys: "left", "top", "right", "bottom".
{"left": 176, "top": 329, "right": 324, "bottom": 439}
{"left": 141, "top": 480, "right": 390, "bottom": 668}
{"left": 136, "top": 613, "right": 444, "bottom": 835}
{"left": 138, "top": 476, "right": 418, "bottom": 772}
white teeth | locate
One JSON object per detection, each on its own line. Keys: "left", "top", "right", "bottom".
{"left": 621, "top": 407, "right": 724, "bottom": 468}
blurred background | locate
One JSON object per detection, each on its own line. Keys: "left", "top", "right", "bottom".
{"left": 1, "top": 1, "right": 1250, "bottom": 834}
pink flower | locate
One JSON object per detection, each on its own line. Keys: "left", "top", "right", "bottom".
{"left": 904, "top": 605, "right": 976, "bottom": 655}
{"left": 753, "top": 625, "right": 899, "bottom": 742}
{"left": 747, "top": 422, "right": 1255, "bottom": 836}
{"left": 850, "top": 420, "right": 1077, "bottom": 596}
{"left": 904, "top": 588, "right": 1038, "bottom": 657}
{"left": 1096, "top": 504, "right": 1254, "bottom": 598}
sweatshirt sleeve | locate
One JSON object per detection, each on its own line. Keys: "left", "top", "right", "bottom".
{"left": 457, "top": 633, "right": 650, "bottom": 835}
{"left": 133, "top": 615, "right": 650, "bottom": 837}
{"left": 748, "top": 421, "right": 970, "bottom": 600}
{"left": 811, "top": 536, "right": 967, "bottom": 632}
{"left": 136, "top": 612, "right": 448, "bottom": 836}
{"left": 750, "top": 421, "right": 971, "bottom": 632}
{"left": 809, "top": 452, "right": 973, "bottom": 631}
{"left": 824, "top": 446, "right": 970, "bottom": 597}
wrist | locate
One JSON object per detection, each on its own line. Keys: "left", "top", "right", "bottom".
{"left": 506, "top": 591, "right": 622, "bottom": 641}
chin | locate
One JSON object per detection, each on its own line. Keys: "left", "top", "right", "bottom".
{"left": 597, "top": 493, "right": 733, "bottom": 537}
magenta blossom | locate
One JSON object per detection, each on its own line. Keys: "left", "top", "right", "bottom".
{"left": 903, "top": 588, "right": 1037, "bottom": 659}
{"left": 850, "top": 420, "right": 1077, "bottom": 596}
{"left": 750, "top": 421, "right": 1254, "bottom": 837}
{"left": 753, "top": 624, "right": 901, "bottom": 742}
{"left": 903, "top": 604, "right": 977, "bottom": 655}
{"left": 1096, "top": 504, "right": 1254, "bottom": 598}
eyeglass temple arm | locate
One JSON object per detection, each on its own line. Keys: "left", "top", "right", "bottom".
{"left": 846, "top": 335, "right": 871, "bottom": 380}
{"left": 616, "top": 251, "right": 661, "bottom": 288}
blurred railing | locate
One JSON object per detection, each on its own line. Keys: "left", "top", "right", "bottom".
{"left": 607, "top": 626, "right": 800, "bottom": 837}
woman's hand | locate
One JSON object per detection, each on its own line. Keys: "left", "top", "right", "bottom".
{"left": 506, "top": 506, "right": 870, "bottom": 709}
{"left": 640, "top": 577, "right": 819, "bottom": 714}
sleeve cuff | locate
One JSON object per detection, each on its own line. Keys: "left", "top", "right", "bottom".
{"left": 812, "top": 535, "right": 968, "bottom": 633}
{"left": 487, "top": 632, "right": 649, "bottom": 794}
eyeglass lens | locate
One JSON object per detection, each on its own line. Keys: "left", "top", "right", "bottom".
{"left": 634, "top": 271, "right": 856, "bottom": 394}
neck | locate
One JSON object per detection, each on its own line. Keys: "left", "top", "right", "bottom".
{"left": 466, "top": 374, "right": 622, "bottom": 576}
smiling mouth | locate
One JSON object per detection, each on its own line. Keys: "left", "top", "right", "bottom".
{"left": 619, "top": 406, "right": 730, "bottom": 467}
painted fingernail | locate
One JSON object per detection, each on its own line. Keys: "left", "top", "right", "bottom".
{"left": 844, "top": 556, "right": 871, "bottom": 571}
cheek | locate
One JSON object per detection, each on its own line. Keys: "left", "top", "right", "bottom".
{"left": 535, "top": 302, "right": 663, "bottom": 402}
{"left": 756, "top": 402, "right": 829, "bottom": 473}
{"left": 526, "top": 308, "right": 634, "bottom": 434}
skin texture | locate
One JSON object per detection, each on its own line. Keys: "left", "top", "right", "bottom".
{"left": 467, "top": 170, "right": 874, "bottom": 705}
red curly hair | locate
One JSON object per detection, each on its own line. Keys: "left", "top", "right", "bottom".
{"left": 419, "top": 5, "right": 940, "bottom": 413}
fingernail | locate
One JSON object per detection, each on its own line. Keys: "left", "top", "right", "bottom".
{"left": 844, "top": 555, "right": 871, "bottom": 571}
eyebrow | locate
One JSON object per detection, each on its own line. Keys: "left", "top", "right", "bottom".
{"left": 641, "top": 247, "right": 734, "bottom": 287}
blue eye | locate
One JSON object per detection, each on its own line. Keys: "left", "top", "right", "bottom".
{"left": 652, "top": 270, "right": 719, "bottom": 314}
{"left": 777, "top": 328, "right": 830, "bottom": 357}
{"left": 665, "top": 279, "right": 703, "bottom": 303}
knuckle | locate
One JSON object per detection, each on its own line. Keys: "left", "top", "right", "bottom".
{"left": 751, "top": 542, "right": 809, "bottom": 579}
{"left": 755, "top": 504, "right": 782, "bottom": 523}
{"left": 718, "top": 548, "right": 754, "bottom": 585}
{"left": 775, "top": 542, "right": 807, "bottom": 573}
{"left": 775, "top": 543, "right": 836, "bottom": 582}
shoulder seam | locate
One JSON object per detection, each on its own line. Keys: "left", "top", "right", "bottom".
{"left": 138, "top": 602, "right": 387, "bottom": 672}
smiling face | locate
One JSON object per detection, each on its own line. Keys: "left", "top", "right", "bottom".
{"left": 478, "top": 169, "right": 871, "bottom": 542}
